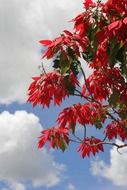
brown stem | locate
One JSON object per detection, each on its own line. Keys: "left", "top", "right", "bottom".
{"left": 74, "top": 89, "right": 119, "bottom": 124}
{"left": 106, "top": 111, "right": 120, "bottom": 123}
{"left": 80, "top": 65, "right": 95, "bottom": 101}
{"left": 89, "top": 141, "right": 127, "bottom": 152}
{"left": 74, "top": 89, "right": 101, "bottom": 105}
{"left": 41, "top": 62, "right": 47, "bottom": 75}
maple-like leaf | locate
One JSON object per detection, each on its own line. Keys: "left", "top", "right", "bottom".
{"left": 105, "top": 121, "right": 127, "bottom": 142}
{"left": 78, "top": 137, "right": 104, "bottom": 158}
{"left": 28, "top": 0, "right": 127, "bottom": 158}
{"left": 38, "top": 127, "right": 69, "bottom": 151}
{"left": 83, "top": 0, "right": 96, "bottom": 10}
{"left": 39, "top": 40, "right": 52, "bottom": 46}
{"left": 27, "top": 71, "right": 69, "bottom": 108}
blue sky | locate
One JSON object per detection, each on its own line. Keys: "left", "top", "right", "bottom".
{"left": 1, "top": 0, "right": 127, "bottom": 190}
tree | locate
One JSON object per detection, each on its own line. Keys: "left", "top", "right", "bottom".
{"left": 27, "top": 0, "right": 127, "bottom": 158}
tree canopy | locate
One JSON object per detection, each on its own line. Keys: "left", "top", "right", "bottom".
{"left": 28, "top": 0, "right": 127, "bottom": 158}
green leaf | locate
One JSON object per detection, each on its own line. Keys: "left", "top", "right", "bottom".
{"left": 60, "top": 52, "right": 70, "bottom": 74}
{"left": 64, "top": 75, "right": 75, "bottom": 94}
{"left": 93, "top": 117, "right": 103, "bottom": 129}
{"left": 109, "top": 89, "right": 119, "bottom": 107}
{"left": 108, "top": 39, "right": 126, "bottom": 69}
{"left": 53, "top": 52, "right": 71, "bottom": 74}
{"left": 70, "top": 123, "right": 76, "bottom": 134}
{"left": 67, "top": 47, "right": 76, "bottom": 59}
{"left": 119, "top": 111, "right": 127, "bottom": 119}
{"left": 59, "top": 140, "right": 67, "bottom": 152}
{"left": 82, "top": 50, "right": 94, "bottom": 62}
{"left": 86, "top": 23, "right": 99, "bottom": 53}
{"left": 61, "top": 63, "right": 70, "bottom": 74}
{"left": 118, "top": 103, "right": 127, "bottom": 119}
{"left": 95, "top": 122, "right": 102, "bottom": 129}
{"left": 70, "top": 59, "right": 80, "bottom": 76}
{"left": 53, "top": 57, "right": 60, "bottom": 70}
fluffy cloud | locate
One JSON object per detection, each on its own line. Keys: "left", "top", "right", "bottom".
{"left": 0, "top": 111, "right": 65, "bottom": 189}
{"left": 2, "top": 181, "right": 25, "bottom": 190}
{"left": 0, "top": 0, "right": 83, "bottom": 104}
{"left": 90, "top": 140, "right": 127, "bottom": 188}
{"left": 66, "top": 183, "right": 76, "bottom": 190}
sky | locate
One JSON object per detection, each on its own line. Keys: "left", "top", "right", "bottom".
{"left": 1, "top": 0, "right": 127, "bottom": 190}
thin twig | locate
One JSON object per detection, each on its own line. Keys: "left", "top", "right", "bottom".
{"left": 74, "top": 89, "right": 101, "bottom": 105}
{"left": 89, "top": 141, "right": 127, "bottom": 151}
{"left": 83, "top": 124, "right": 87, "bottom": 139}
{"left": 106, "top": 112, "right": 119, "bottom": 122}
{"left": 73, "top": 133, "right": 83, "bottom": 143}
{"left": 41, "top": 62, "right": 47, "bottom": 75}
{"left": 80, "top": 65, "right": 95, "bottom": 101}
{"left": 69, "top": 139, "right": 81, "bottom": 143}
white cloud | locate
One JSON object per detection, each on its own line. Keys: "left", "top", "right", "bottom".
{"left": 66, "top": 183, "right": 76, "bottom": 190}
{"left": 90, "top": 140, "right": 127, "bottom": 188}
{"left": 0, "top": 0, "right": 83, "bottom": 104}
{"left": 4, "top": 181, "right": 25, "bottom": 190}
{"left": 0, "top": 111, "right": 65, "bottom": 189}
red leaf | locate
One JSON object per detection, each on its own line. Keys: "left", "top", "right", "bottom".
{"left": 63, "top": 30, "right": 72, "bottom": 36}
{"left": 27, "top": 71, "right": 69, "bottom": 108}
{"left": 38, "top": 127, "right": 69, "bottom": 151}
{"left": 42, "top": 48, "right": 53, "bottom": 59}
{"left": 108, "top": 20, "right": 120, "bottom": 31}
{"left": 83, "top": 0, "right": 96, "bottom": 10}
{"left": 53, "top": 37, "right": 63, "bottom": 46}
{"left": 78, "top": 137, "right": 104, "bottom": 158}
{"left": 39, "top": 40, "right": 52, "bottom": 46}
{"left": 105, "top": 121, "right": 127, "bottom": 142}
{"left": 123, "top": 17, "right": 127, "bottom": 24}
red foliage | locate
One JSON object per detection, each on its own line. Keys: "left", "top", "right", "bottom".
{"left": 108, "top": 18, "right": 127, "bottom": 42}
{"left": 27, "top": 71, "right": 69, "bottom": 107}
{"left": 83, "top": 0, "right": 96, "bottom": 10}
{"left": 105, "top": 121, "right": 127, "bottom": 141}
{"left": 57, "top": 103, "right": 106, "bottom": 129}
{"left": 104, "top": 0, "right": 127, "bottom": 16}
{"left": 28, "top": 0, "right": 127, "bottom": 158}
{"left": 78, "top": 137, "right": 104, "bottom": 157}
{"left": 38, "top": 127, "right": 69, "bottom": 151}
